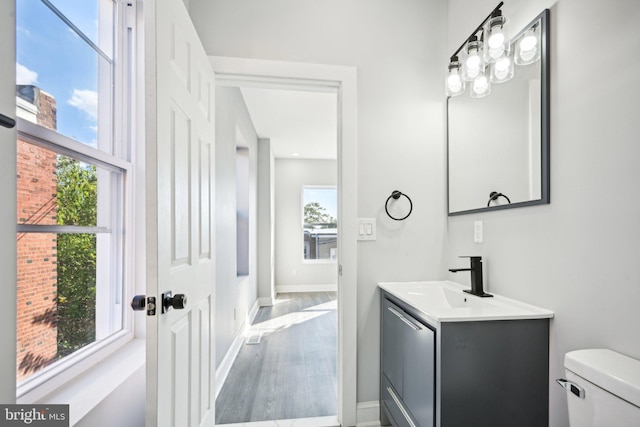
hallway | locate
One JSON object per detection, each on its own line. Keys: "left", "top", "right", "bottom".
{"left": 216, "top": 292, "right": 337, "bottom": 424}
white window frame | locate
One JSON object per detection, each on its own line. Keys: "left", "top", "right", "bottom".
{"left": 301, "top": 185, "right": 338, "bottom": 264}
{"left": 15, "top": 0, "right": 138, "bottom": 402}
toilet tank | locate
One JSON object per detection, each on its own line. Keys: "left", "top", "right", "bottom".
{"left": 562, "top": 349, "right": 640, "bottom": 427}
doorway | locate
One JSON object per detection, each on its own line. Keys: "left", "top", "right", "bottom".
{"left": 216, "top": 291, "right": 338, "bottom": 423}
{"left": 211, "top": 57, "right": 358, "bottom": 426}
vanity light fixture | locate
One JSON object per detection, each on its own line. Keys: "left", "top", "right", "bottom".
{"left": 470, "top": 68, "right": 492, "bottom": 98}
{"left": 445, "top": 56, "right": 465, "bottom": 96}
{"left": 463, "top": 35, "right": 484, "bottom": 82}
{"left": 515, "top": 23, "right": 541, "bottom": 65}
{"left": 484, "top": 9, "right": 510, "bottom": 63}
{"left": 490, "top": 53, "right": 514, "bottom": 83}
{"left": 445, "top": 1, "right": 540, "bottom": 98}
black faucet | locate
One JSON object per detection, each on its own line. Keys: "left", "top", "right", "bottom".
{"left": 448, "top": 256, "right": 493, "bottom": 297}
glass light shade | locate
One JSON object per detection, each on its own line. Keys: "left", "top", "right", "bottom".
{"left": 514, "top": 25, "right": 541, "bottom": 65}
{"left": 470, "top": 69, "right": 491, "bottom": 98}
{"left": 483, "top": 13, "right": 510, "bottom": 63}
{"left": 445, "top": 58, "right": 465, "bottom": 96}
{"left": 490, "top": 53, "right": 514, "bottom": 83}
{"left": 462, "top": 38, "right": 484, "bottom": 82}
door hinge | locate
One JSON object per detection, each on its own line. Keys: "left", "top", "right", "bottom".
{"left": 338, "top": 264, "right": 343, "bottom": 276}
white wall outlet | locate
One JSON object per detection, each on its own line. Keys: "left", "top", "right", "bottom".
{"left": 357, "top": 218, "right": 376, "bottom": 241}
{"left": 474, "top": 220, "right": 483, "bottom": 243}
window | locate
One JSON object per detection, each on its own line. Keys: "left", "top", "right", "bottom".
{"left": 303, "top": 186, "right": 337, "bottom": 261}
{"left": 15, "top": 0, "right": 132, "bottom": 392}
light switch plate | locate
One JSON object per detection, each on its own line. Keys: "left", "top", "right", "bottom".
{"left": 474, "top": 220, "right": 483, "bottom": 243}
{"left": 357, "top": 218, "right": 376, "bottom": 241}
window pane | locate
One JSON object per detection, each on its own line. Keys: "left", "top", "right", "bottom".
{"left": 16, "top": 139, "right": 123, "bottom": 384}
{"left": 303, "top": 187, "right": 337, "bottom": 261}
{"left": 18, "top": 149, "right": 98, "bottom": 227}
{"left": 55, "top": 156, "right": 98, "bottom": 227}
{"left": 17, "top": 232, "right": 97, "bottom": 382}
{"left": 16, "top": 0, "right": 113, "bottom": 150}
{"left": 47, "top": 0, "right": 114, "bottom": 56}
{"left": 56, "top": 232, "right": 97, "bottom": 359}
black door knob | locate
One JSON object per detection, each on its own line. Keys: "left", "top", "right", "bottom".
{"left": 162, "top": 291, "right": 187, "bottom": 313}
{"left": 171, "top": 294, "right": 187, "bottom": 309}
{"left": 131, "top": 295, "right": 146, "bottom": 311}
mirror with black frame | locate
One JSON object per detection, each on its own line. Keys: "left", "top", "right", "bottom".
{"left": 447, "top": 9, "right": 550, "bottom": 215}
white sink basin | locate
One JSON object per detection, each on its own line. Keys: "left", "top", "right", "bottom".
{"left": 378, "top": 281, "right": 553, "bottom": 327}
{"left": 441, "top": 287, "right": 489, "bottom": 308}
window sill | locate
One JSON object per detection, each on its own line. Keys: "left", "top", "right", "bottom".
{"left": 17, "top": 338, "right": 145, "bottom": 426}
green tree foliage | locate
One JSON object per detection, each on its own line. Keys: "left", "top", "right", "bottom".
{"left": 56, "top": 156, "right": 97, "bottom": 358}
{"left": 304, "top": 202, "right": 336, "bottom": 225}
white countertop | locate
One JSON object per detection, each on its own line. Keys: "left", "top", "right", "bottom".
{"left": 379, "top": 280, "right": 554, "bottom": 327}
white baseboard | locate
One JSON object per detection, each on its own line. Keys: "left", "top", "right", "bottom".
{"left": 357, "top": 401, "right": 382, "bottom": 426}
{"left": 275, "top": 284, "right": 337, "bottom": 294}
{"left": 247, "top": 298, "right": 259, "bottom": 322}
{"left": 215, "top": 298, "right": 260, "bottom": 399}
{"left": 258, "top": 296, "right": 274, "bottom": 307}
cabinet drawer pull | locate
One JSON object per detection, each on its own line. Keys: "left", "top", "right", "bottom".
{"left": 387, "top": 306, "right": 421, "bottom": 331}
{"left": 387, "top": 386, "right": 417, "bottom": 427}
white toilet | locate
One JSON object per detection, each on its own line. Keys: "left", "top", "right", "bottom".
{"left": 558, "top": 349, "right": 640, "bottom": 426}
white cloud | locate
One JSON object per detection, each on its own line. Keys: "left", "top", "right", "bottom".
{"left": 68, "top": 89, "right": 98, "bottom": 120}
{"left": 16, "top": 63, "right": 38, "bottom": 85}
{"left": 17, "top": 26, "right": 31, "bottom": 36}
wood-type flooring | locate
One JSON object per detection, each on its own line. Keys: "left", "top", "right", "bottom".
{"left": 215, "top": 292, "right": 337, "bottom": 424}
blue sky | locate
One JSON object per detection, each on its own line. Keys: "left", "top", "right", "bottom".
{"left": 304, "top": 187, "right": 338, "bottom": 220}
{"left": 16, "top": 0, "right": 108, "bottom": 146}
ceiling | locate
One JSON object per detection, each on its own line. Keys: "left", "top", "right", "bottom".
{"left": 240, "top": 87, "right": 337, "bottom": 160}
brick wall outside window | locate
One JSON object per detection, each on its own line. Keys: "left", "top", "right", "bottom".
{"left": 16, "top": 87, "right": 59, "bottom": 381}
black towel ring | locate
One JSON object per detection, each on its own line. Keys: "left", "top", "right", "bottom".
{"left": 487, "top": 191, "right": 511, "bottom": 207}
{"left": 385, "top": 190, "right": 413, "bottom": 221}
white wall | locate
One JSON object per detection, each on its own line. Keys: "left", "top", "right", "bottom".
{"left": 215, "top": 86, "right": 259, "bottom": 368}
{"left": 257, "top": 138, "right": 276, "bottom": 304}
{"left": 190, "top": 0, "right": 449, "bottom": 405}
{"left": 447, "top": 1, "right": 640, "bottom": 426}
{"left": 274, "top": 159, "right": 337, "bottom": 290}
{"left": 74, "top": 366, "right": 145, "bottom": 427}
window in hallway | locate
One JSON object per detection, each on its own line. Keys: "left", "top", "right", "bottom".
{"left": 302, "top": 186, "right": 337, "bottom": 261}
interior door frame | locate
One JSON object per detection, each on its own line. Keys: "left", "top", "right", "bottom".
{"left": 211, "top": 56, "right": 358, "bottom": 426}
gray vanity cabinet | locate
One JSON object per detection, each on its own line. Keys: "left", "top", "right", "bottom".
{"left": 381, "top": 298, "right": 435, "bottom": 427}
{"left": 381, "top": 291, "right": 550, "bottom": 427}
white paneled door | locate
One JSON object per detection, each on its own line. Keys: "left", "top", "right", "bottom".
{"left": 0, "top": 0, "right": 17, "bottom": 404}
{"left": 145, "top": 0, "right": 216, "bottom": 426}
